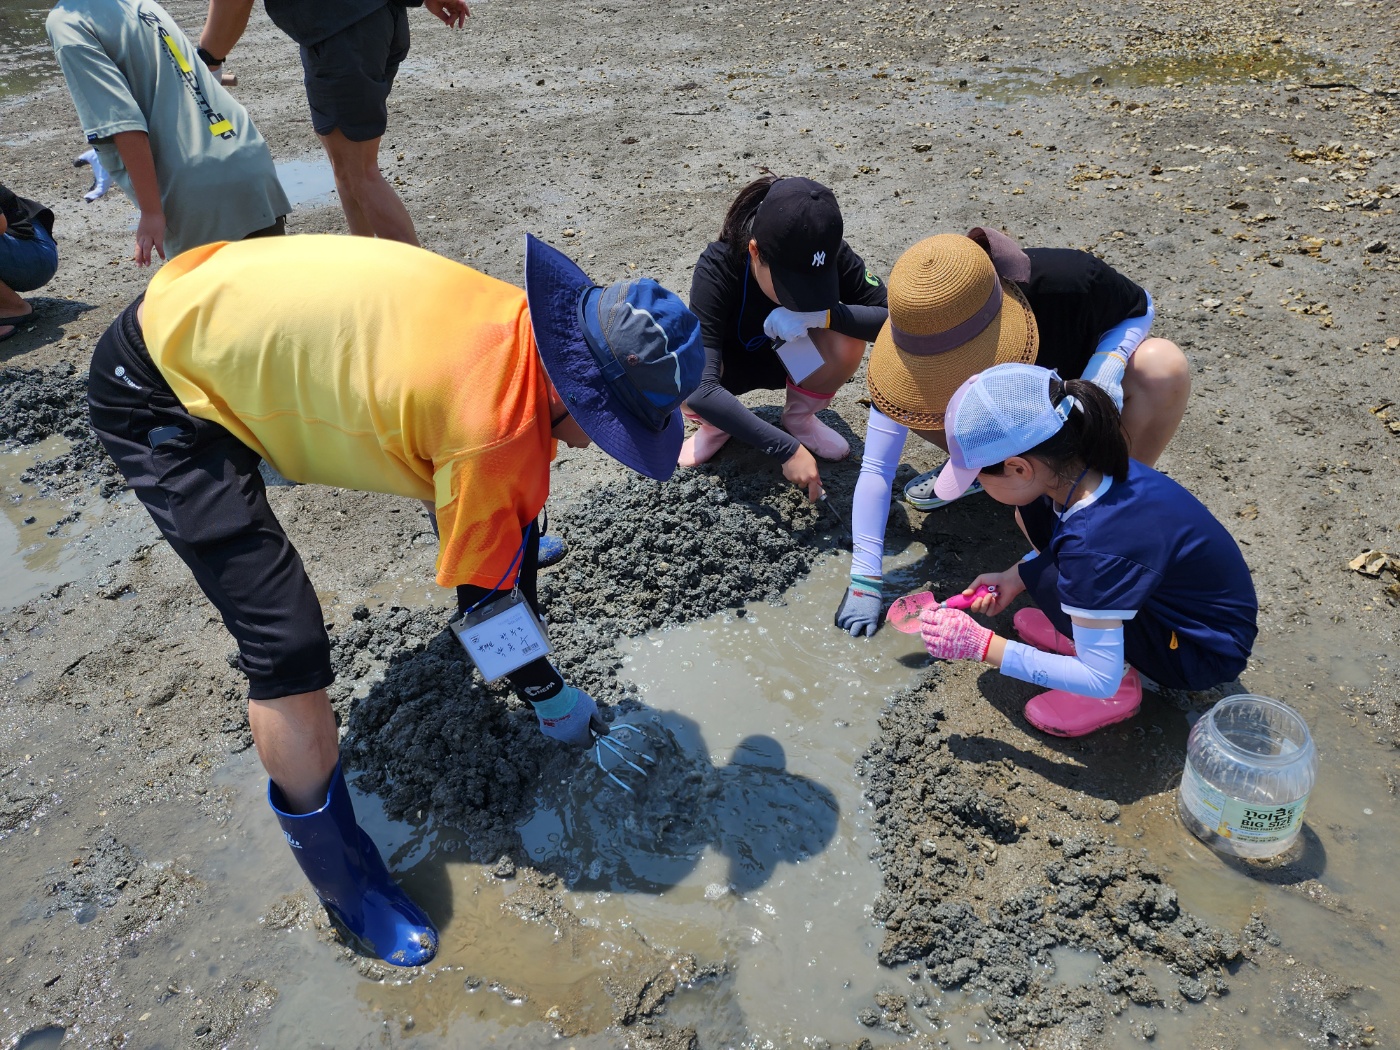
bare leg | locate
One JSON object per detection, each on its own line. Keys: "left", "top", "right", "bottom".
{"left": 248, "top": 688, "right": 340, "bottom": 814}
{"left": 318, "top": 129, "right": 419, "bottom": 246}
{"left": 910, "top": 427, "right": 950, "bottom": 454}
{"left": 1014, "top": 507, "right": 1034, "bottom": 547}
{"left": 1120, "top": 337, "right": 1190, "bottom": 467}
{"left": 0, "top": 277, "right": 31, "bottom": 339}
{"left": 252, "top": 685, "right": 438, "bottom": 965}
{"left": 801, "top": 329, "right": 867, "bottom": 394}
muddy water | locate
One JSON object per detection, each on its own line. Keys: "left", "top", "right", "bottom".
{"left": 0, "top": 0, "right": 54, "bottom": 101}
{"left": 274, "top": 156, "right": 338, "bottom": 210}
{"left": 194, "top": 545, "right": 1004, "bottom": 1047}
{"left": 950, "top": 45, "right": 1333, "bottom": 105}
{"left": 186, "top": 756, "right": 619, "bottom": 1048}
{"left": 150, "top": 549, "right": 1394, "bottom": 1047}
{"left": 0, "top": 440, "right": 152, "bottom": 612}
{"left": 1113, "top": 624, "right": 1397, "bottom": 1048}
{"left": 350, "top": 544, "right": 978, "bottom": 1046}
{"left": 523, "top": 553, "right": 960, "bottom": 1045}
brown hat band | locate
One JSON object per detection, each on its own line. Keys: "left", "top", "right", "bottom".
{"left": 890, "top": 278, "right": 1003, "bottom": 357}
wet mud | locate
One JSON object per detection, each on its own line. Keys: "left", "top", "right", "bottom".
{"left": 0, "top": 365, "right": 119, "bottom": 498}
{"left": 3, "top": 0, "right": 1399, "bottom": 1044}
{"left": 865, "top": 672, "right": 1248, "bottom": 1044}
{"left": 339, "top": 458, "right": 849, "bottom": 864}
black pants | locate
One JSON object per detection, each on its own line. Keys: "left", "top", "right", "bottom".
{"left": 1018, "top": 521, "right": 1247, "bottom": 692}
{"left": 88, "top": 300, "right": 332, "bottom": 700}
{"left": 89, "top": 299, "right": 561, "bottom": 704}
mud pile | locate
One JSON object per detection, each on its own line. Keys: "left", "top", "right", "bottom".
{"left": 858, "top": 670, "right": 1381, "bottom": 1045}
{"left": 540, "top": 460, "right": 842, "bottom": 637}
{"left": 0, "top": 364, "right": 119, "bottom": 497}
{"left": 338, "top": 462, "right": 845, "bottom": 864}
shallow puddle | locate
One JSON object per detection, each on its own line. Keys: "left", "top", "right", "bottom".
{"left": 343, "top": 544, "right": 990, "bottom": 1046}
{"left": 146, "top": 548, "right": 1396, "bottom": 1047}
{"left": 10, "top": 1026, "right": 66, "bottom": 1050}
{"left": 1081, "top": 47, "right": 1328, "bottom": 90}
{"left": 1113, "top": 623, "right": 1397, "bottom": 1048}
{"left": 0, "top": 0, "right": 55, "bottom": 101}
{"left": 0, "top": 440, "right": 151, "bottom": 612}
{"left": 275, "top": 155, "right": 338, "bottom": 209}
{"left": 951, "top": 45, "right": 1331, "bottom": 105}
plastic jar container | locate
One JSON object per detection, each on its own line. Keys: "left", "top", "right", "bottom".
{"left": 1177, "top": 695, "right": 1318, "bottom": 859}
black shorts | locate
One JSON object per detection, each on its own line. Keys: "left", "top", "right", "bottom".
{"left": 87, "top": 300, "right": 332, "bottom": 701}
{"left": 301, "top": 3, "right": 410, "bottom": 142}
{"left": 1018, "top": 508, "right": 1246, "bottom": 691}
{"left": 718, "top": 343, "right": 789, "bottom": 397}
{"left": 1032, "top": 341, "right": 1095, "bottom": 383}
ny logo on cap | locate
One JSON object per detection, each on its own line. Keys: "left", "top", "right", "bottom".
{"left": 812, "top": 250, "right": 826, "bottom": 268}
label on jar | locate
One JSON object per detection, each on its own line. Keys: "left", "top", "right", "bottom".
{"left": 1179, "top": 762, "right": 1309, "bottom": 844}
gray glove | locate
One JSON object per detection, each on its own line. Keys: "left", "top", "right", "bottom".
{"left": 834, "top": 575, "right": 883, "bottom": 637}
{"left": 530, "top": 685, "right": 607, "bottom": 747}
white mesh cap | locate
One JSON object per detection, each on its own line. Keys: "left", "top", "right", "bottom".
{"left": 933, "top": 363, "right": 1073, "bottom": 500}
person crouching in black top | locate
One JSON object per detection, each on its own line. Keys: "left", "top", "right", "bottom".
{"left": 682, "top": 175, "right": 888, "bottom": 500}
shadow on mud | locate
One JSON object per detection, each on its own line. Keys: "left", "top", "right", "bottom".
{"left": 360, "top": 703, "right": 840, "bottom": 916}
{"left": 519, "top": 713, "right": 840, "bottom": 894}
{"left": 0, "top": 297, "right": 97, "bottom": 365}
{"left": 955, "top": 667, "right": 1191, "bottom": 807}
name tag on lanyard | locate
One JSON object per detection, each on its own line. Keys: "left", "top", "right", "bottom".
{"left": 450, "top": 589, "right": 552, "bottom": 682}
{"left": 773, "top": 333, "right": 825, "bottom": 385}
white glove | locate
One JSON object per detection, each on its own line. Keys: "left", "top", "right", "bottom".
{"left": 763, "top": 307, "right": 830, "bottom": 344}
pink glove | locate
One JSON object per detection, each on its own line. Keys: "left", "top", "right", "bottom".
{"left": 919, "top": 607, "right": 994, "bottom": 662}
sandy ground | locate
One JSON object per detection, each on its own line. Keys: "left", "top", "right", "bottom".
{"left": 2, "top": 0, "right": 1399, "bottom": 1045}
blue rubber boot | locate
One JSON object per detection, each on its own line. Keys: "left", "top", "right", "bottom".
{"left": 537, "top": 533, "right": 568, "bottom": 568}
{"left": 269, "top": 761, "right": 438, "bottom": 966}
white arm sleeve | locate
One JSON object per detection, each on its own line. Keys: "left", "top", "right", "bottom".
{"left": 999, "top": 624, "right": 1126, "bottom": 699}
{"left": 850, "top": 406, "right": 909, "bottom": 580}
{"left": 1093, "top": 290, "right": 1155, "bottom": 361}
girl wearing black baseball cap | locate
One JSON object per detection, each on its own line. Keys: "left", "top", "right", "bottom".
{"left": 682, "top": 175, "right": 888, "bottom": 499}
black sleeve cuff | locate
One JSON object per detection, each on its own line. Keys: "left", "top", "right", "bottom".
{"left": 829, "top": 303, "right": 889, "bottom": 343}
{"left": 505, "top": 658, "right": 564, "bottom": 704}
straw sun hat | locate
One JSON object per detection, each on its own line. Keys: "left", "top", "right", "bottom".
{"left": 867, "top": 233, "right": 1039, "bottom": 430}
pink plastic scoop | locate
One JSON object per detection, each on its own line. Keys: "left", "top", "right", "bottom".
{"left": 885, "top": 585, "right": 997, "bottom": 634}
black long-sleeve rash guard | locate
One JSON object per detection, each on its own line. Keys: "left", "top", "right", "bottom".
{"left": 686, "top": 240, "right": 888, "bottom": 461}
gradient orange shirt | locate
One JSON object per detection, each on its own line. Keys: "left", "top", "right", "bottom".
{"left": 141, "top": 235, "right": 554, "bottom": 590}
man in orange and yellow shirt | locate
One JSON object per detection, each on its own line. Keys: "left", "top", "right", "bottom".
{"left": 88, "top": 233, "right": 702, "bottom": 967}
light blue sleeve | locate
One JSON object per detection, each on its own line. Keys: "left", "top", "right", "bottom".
{"left": 1094, "top": 290, "right": 1154, "bottom": 360}
{"left": 999, "top": 623, "right": 1126, "bottom": 699}
{"left": 1079, "top": 292, "right": 1154, "bottom": 410}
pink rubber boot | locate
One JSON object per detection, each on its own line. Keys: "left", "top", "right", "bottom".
{"left": 1024, "top": 669, "right": 1143, "bottom": 738}
{"left": 781, "top": 382, "right": 849, "bottom": 460}
{"left": 678, "top": 411, "right": 731, "bottom": 467}
{"left": 1013, "top": 608, "right": 1076, "bottom": 657}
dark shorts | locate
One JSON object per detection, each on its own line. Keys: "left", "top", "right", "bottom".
{"left": 1032, "top": 339, "right": 1094, "bottom": 383}
{"left": 244, "top": 216, "right": 288, "bottom": 239}
{"left": 87, "top": 300, "right": 332, "bottom": 701}
{"left": 1018, "top": 511, "right": 1246, "bottom": 691}
{"left": 0, "top": 225, "right": 59, "bottom": 294}
{"left": 719, "top": 344, "right": 790, "bottom": 397}
{"left": 301, "top": 2, "right": 409, "bottom": 142}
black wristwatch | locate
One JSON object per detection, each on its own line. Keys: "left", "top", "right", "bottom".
{"left": 196, "top": 45, "right": 225, "bottom": 68}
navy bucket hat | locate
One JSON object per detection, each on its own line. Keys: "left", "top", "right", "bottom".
{"left": 524, "top": 234, "right": 703, "bottom": 481}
